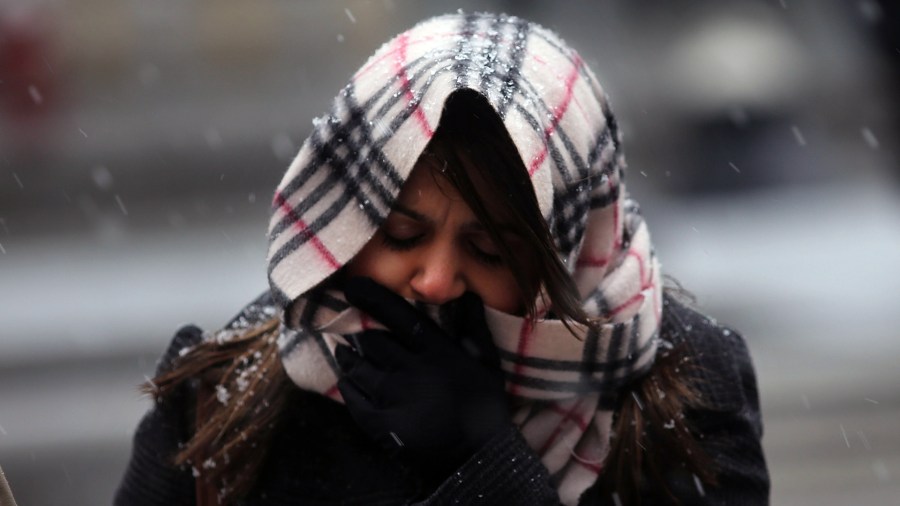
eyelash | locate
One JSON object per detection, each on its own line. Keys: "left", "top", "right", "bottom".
{"left": 380, "top": 233, "right": 505, "bottom": 267}
{"left": 380, "top": 233, "right": 423, "bottom": 251}
{"left": 468, "top": 242, "right": 504, "bottom": 266}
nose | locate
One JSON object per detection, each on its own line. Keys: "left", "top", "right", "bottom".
{"left": 409, "top": 246, "right": 466, "bottom": 305}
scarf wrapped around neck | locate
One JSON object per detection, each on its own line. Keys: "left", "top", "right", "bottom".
{"left": 266, "top": 12, "right": 662, "bottom": 505}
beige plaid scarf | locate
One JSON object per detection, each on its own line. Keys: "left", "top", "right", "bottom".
{"left": 268, "top": 12, "right": 662, "bottom": 504}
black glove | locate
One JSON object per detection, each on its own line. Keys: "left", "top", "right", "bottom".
{"left": 336, "top": 277, "right": 510, "bottom": 474}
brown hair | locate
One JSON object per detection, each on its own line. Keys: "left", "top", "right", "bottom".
{"left": 146, "top": 318, "right": 289, "bottom": 501}
{"left": 428, "top": 91, "right": 718, "bottom": 503}
{"left": 592, "top": 298, "right": 719, "bottom": 504}
{"left": 147, "top": 90, "right": 716, "bottom": 504}
{"left": 425, "top": 90, "right": 588, "bottom": 328}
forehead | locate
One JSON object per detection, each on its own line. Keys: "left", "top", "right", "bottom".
{"left": 396, "top": 155, "right": 462, "bottom": 204}
{"left": 396, "top": 152, "right": 510, "bottom": 221}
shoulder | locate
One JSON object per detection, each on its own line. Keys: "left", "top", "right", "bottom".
{"left": 660, "top": 293, "right": 761, "bottom": 416}
{"left": 155, "top": 290, "right": 276, "bottom": 375}
{"left": 657, "top": 293, "right": 771, "bottom": 502}
{"left": 660, "top": 292, "right": 744, "bottom": 353}
{"left": 155, "top": 324, "right": 204, "bottom": 376}
{"left": 222, "top": 290, "right": 279, "bottom": 330}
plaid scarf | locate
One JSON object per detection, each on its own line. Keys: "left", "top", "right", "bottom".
{"left": 267, "top": 12, "right": 662, "bottom": 505}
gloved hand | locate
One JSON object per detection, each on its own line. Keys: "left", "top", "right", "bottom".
{"left": 336, "top": 277, "right": 510, "bottom": 474}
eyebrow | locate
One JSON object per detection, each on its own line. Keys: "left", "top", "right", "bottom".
{"left": 392, "top": 204, "right": 430, "bottom": 223}
{"left": 393, "top": 203, "right": 519, "bottom": 237}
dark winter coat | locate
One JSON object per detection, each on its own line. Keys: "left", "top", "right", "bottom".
{"left": 114, "top": 293, "right": 769, "bottom": 505}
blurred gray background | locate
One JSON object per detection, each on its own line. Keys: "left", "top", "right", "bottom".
{"left": 1, "top": 1, "right": 898, "bottom": 504}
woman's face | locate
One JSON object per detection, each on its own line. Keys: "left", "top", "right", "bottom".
{"left": 345, "top": 157, "right": 525, "bottom": 314}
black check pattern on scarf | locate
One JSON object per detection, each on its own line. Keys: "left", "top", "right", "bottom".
{"left": 268, "top": 13, "right": 663, "bottom": 505}
{"left": 267, "top": 13, "right": 625, "bottom": 306}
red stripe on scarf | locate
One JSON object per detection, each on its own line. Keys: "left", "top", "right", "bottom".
{"left": 325, "top": 384, "right": 342, "bottom": 401}
{"left": 355, "top": 31, "right": 457, "bottom": 79}
{"left": 393, "top": 32, "right": 434, "bottom": 138}
{"left": 576, "top": 255, "right": 609, "bottom": 268}
{"left": 528, "top": 54, "right": 583, "bottom": 176}
{"left": 509, "top": 318, "right": 535, "bottom": 396}
{"left": 627, "top": 250, "right": 648, "bottom": 286}
{"left": 607, "top": 250, "right": 656, "bottom": 318}
{"left": 577, "top": 180, "right": 619, "bottom": 269}
{"left": 608, "top": 291, "right": 645, "bottom": 318}
{"left": 572, "top": 455, "right": 603, "bottom": 473}
{"left": 626, "top": 247, "right": 661, "bottom": 323}
{"left": 273, "top": 191, "right": 340, "bottom": 269}
{"left": 538, "top": 400, "right": 589, "bottom": 454}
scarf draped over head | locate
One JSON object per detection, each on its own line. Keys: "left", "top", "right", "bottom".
{"left": 265, "top": 12, "right": 662, "bottom": 505}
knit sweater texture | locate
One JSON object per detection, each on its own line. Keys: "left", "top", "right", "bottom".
{"left": 114, "top": 293, "right": 769, "bottom": 505}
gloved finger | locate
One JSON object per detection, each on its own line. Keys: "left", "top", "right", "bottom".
{"left": 344, "top": 277, "right": 442, "bottom": 350}
{"left": 455, "top": 292, "right": 491, "bottom": 340}
{"left": 337, "top": 376, "right": 377, "bottom": 414}
{"left": 336, "top": 347, "right": 391, "bottom": 405}
{"left": 376, "top": 428, "right": 408, "bottom": 454}
{"left": 335, "top": 344, "right": 360, "bottom": 373}
{"left": 454, "top": 292, "right": 502, "bottom": 370}
{"left": 355, "top": 329, "right": 419, "bottom": 368}
{"left": 337, "top": 379, "right": 400, "bottom": 449}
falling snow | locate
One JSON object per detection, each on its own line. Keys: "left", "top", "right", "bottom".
{"left": 389, "top": 431, "right": 404, "bottom": 447}
{"left": 791, "top": 125, "right": 806, "bottom": 146}
{"left": 631, "top": 391, "right": 644, "bottom": 411}
{"left": 92, "top": 165, "right": 113, "bottom": 190}
{"left": 857, "top": 431, "right": 871, "bottom": 450}
{"left": 28, "top": 85, "right": 43, "bottom": 105}
{"left": 693, "top": 474, "right": 706, "bottom": 496}
{"left": 861, "top": 127, "right": 879, "bottom": 149}
{"left": 143, "top": 375, "right": 158, "bottom": 393}
{"left": 115, "top": 194, "right": 129, "bottom": 216}
{"left": 344, "top": 8, "right": 356, "bottom": 24}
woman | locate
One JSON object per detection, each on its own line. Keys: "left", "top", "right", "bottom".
{"left": 115, "top": 12, "right": 768, "bottom": 505}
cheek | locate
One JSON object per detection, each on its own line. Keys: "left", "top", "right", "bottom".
{"left": 345, "top": 234, "right": 527, "bottom": 314}
{"left": 344, "top": 237, "right": 410, "bottom": 294}
{"left": 472, "top": 270, "right": 525, "bottom": 315}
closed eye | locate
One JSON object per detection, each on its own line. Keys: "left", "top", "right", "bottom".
{"left": 380, "top": 207, "right": 428, "bottom": 251}
{"left": 381, "top": 231, "right": 425, "bottom": 251}
{"left": 466, "top": 234, "right": 504, "bottom": 267}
